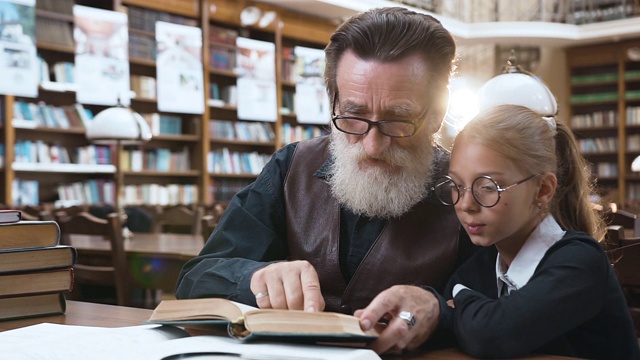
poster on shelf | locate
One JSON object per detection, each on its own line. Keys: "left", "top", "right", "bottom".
{"left": 236, "top": 37, "right": 277, "bottom": 122}
{"left": 294, "top": 46, "right": 330, "bottom": 125}
{"left": 74, "top": 5, "right": 129, "bottom": 106}
{"left": 0, "top": 0, "right": 38, "bottom": 98}
{"left": 156, "top": 21, "right": 204, "bottom": 114}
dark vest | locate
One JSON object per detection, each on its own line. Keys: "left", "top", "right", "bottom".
{"left": 283, "top": 136, "right": 462, "bottom": 313}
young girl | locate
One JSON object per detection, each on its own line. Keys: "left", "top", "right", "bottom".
{"left": 432, "top": 104, "right": 639, "bottom": 359}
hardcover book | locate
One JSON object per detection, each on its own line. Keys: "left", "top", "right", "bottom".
{"left": 0, "top": 245, "right": 76, "bottom": 274}
{"left": 147, "top": 298, "right": 379, "bottom": 345}
{"left": 0, "top": 220, "right": 60, "bottom": 251}
{"left": 0, "top": 268, "right": 73, "bottom": 298}
{"left": 0, "top": 293, "right": 66, "bottom": 321}
{"left": 0, "top": 210, "right": 21, "bottom": 224}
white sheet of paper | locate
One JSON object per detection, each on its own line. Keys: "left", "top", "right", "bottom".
{"left": 0, "top": 322, "right": 381, "bottom": 360}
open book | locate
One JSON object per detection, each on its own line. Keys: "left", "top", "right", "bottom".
{"left": 147, "top": 298, "right": 379, "bottom": 345}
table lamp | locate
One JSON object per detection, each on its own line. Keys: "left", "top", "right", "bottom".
{"left": 85, "top": 100, "right": 152, "bottom": 236}
{"left": 476, "top": 53, "right": 558, "bottom": 117}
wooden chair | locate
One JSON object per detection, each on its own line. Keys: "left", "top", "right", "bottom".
{"left": 151, "top": 205, "right": 203, "bottom": 235}
{"left": 56, "top": 212, "right": 132, "bottom": 307}
{"left": 603, "top": 208, "right": 640, "bottom": 237}
{"left": 200, "top": 214, "right": 217, "bottom": 241}
{"left": 606, "top": 242, "right": 640, "bottom": 337}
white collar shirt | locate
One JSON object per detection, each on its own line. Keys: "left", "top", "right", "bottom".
{"left": 495, "top": 214, "right": 566, "bottom": 297}
{"left": 452, "top": 214, "right": 566, "bottom": 297}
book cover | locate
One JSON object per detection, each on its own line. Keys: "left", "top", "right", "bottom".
{"left": 0, "top": 210, "right": 21, "bottom": 224}
{"left": 0, "top": 220, "right": 60, "bottom": 251}
{"left": 0, "top": 268, "right": 73, "bottom": 298}
{"left": 0, "top": 293, "right": 66, "bottom": 321}
{"left": 0, "top": 245, "right": 76, "bottom": 274}
{"left": 147, "top": 298, "right": 379, "bottom": 345}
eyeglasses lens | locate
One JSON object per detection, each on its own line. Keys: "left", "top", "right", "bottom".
{"left": 334, "top": 118, "right": 415, "bottom": 137}
{"left": 434, "top": 178, "right": 457, "bottom": 206}
{"left": 472, "top": 177, "right": 499, "bottom": 207}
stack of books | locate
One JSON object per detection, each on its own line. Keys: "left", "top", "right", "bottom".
{"left": 0, "top": 210, "right": 76, "bottom": 321}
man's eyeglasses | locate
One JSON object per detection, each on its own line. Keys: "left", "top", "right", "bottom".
{"left": 330, "top": 93, "right": 429, "bottom": 138}
{"left": 432, "top": 174, "right": 540, "bottom": 208}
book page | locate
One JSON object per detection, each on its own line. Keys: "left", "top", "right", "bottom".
{"left": 244, "top": 309, "right": 373, "bottom": 336}
{"left": 0, "top": 323, "right": 188, "bottom": 360}
{"left": 148, "top": 334, "right": 381, "bottom": 360}
{"left": 148, "top": 298, "right": 255, "bottom": 322}
{"left": 0, "top": 322, "right": 380, "bottom": 360}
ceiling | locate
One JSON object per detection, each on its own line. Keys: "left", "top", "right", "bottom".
{"left": 254, "top": 0, "right": 640, "bottom": 47}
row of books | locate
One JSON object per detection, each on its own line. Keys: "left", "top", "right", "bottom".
{"left": 570, "top": 72, "right": 618, "bottom": 85}
{"left": 570, "top": 92, "right": 618, "bottom": 104}
{"left": 578, "top": 137, "right": 619, "bottom": 154}
{"left": 627, "top": 134, "right": 640, "bottom": 152}
{"left": 627, "top": 107, "right": 640, "bottom": 126}
{"left": 12, "top": 179, "right": 38, "bottom": 206}
{"left": 142, "top": 113, "right": 183, "bottom": 135}
{"left": 127, "top": 5, "right": 197, "bottom": 33}
{"left": 209, "top": 25, "right": 238, "bottom": 46}
{"left": 281, "top": 47, "right": 297, "bottom": 83}
{"left": 590, "top": 162, "right": 618, "bottom": 178}
{"left": 209, "top": 119, "right": 276, "bottom": 142}
{"left": 123, "top": 183, "right": 198, "bottom": 206}
{"left": 210, "top": 46, "right": 237, "bottom": 72}
{"left": 14, "top": 141, "right": 111, "bottom": 166}
{"left": 570, "top": 110, "right": 618, "bottom": 129}
{"left": 0, "top": 212, "right": 75, "bottom": 321}
{"left": 282, "top": 90, "right": 294, "bottom": 114}
{"left": 207, "top": 179, "right": 253, "bottom": 203}
{"left": 209, "top": 84, "right": 237, "bottom": 107}
{"left": 35, "top": 17, "right": 74, "bottom": 48}
{"left": 36, "top": 0, "right": 73, "bottom": 14}
{"left": 129, "top": 33, "right": 156, "bottom": 61}
{"left": 571, "top": 107, "right": 640, "bottom": 128}
{"left": 39, "top": 59, "right": 75, "bottom": 85}
{"left": 57, "top": 179, "right": 116, "bottom": 206}
{"left": 281, "top": 123, "right": 330, "bottom": 145}
{"left": 0, "top": 144, "right": 4, "bottom": 168}
{"left": 13, "top": 101, "right": 93, "bottom": 129}
{"left": 120, "top": 147, "right": 191, "bottom": 172}
{"left": 131, "top": 75, "right": 157, "bottom": 100}
{"left": 626, "top": 183, "right": 640, "bottom": 202}
{"left": 207, "top": 148, "right": 271, "bottom": 175}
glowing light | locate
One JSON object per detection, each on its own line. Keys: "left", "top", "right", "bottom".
{"left": 446, "top": 77, "right": 480, "bottom": 134}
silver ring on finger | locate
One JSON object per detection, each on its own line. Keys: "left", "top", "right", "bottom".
{"left": 255, "top": 291, "right": 269, "bottom": 299}
{"left": 399, "top": 311, "right": 416, "bottom": 330}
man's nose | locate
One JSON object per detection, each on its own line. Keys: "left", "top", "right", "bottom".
{"left": 361, "top": 126, "right": 391, "bottom": 158}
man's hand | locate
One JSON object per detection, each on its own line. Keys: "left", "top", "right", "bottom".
{"left": 250, "top": 260, "right": 325, "bottom": 312}
{"left": 355, "top": 285, "right": 440, "bottom": 354}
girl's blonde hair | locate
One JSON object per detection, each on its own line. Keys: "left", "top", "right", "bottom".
{"left": 457, "top": 105, "right": 605, "bottom": 241}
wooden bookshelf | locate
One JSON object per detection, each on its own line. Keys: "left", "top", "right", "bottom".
{"left": 566, "top": 38, "right": 640, "bottom": 206}
{"left": 0, "top": 0, "right": 336, "bottom": 206}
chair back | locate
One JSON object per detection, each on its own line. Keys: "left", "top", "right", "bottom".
{"left": 151, "top": 205, "right": 203, "bottom": 235}
{"left": 57, "top": 212, "right": 131, "bottom": 307}
{"left": 606, "top": 242, "right": 640, "bottom": 337}
{"left": 200, "top": 214, "right": 217, "bottom": 242}
{"left": 604, "top": 209, "right": 640, "bottom": 237}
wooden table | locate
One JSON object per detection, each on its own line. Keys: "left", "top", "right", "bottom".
{"left": 69, "top": 232, "right": 203, "bottom": 292}
{"left": 0, "top": 301, "right": 575, "bottom": 360}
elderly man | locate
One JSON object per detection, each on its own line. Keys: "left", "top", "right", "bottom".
{"left": 176, "top": 7, "right": 473, "bottom": 354}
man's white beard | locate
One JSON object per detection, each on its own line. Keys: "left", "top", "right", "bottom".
{"left": 328, "top": 131, "right": 435, "bottom": 219}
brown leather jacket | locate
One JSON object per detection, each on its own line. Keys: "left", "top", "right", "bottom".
{"left": 283, "top": 136, "right": 463, "bottom": 313}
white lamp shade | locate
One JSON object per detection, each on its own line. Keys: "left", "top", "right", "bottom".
{"left": 86, "top": 106, "right": 152, "bottom": 145}
{"left": 632, "top": 156, "right": 640, "bottom": 172}
{"left": 477, "top": 72, "right": 558, "bottom": 117}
